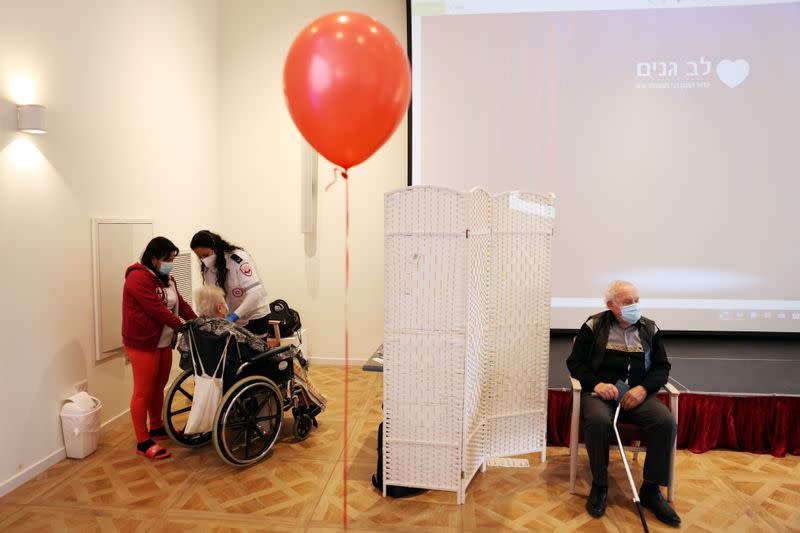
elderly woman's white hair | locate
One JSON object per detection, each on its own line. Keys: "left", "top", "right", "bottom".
{"left": 605, "top": 280, "right": 637, "bottom": 303}
{"left": 193, "top": 285, "right": 227, "bottom": 317}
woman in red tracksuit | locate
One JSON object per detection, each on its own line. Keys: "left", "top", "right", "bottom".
{"left": 122, "top": 237, "right": 196, "bottom": 459}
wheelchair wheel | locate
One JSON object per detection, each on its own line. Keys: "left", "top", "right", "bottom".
{"left": 292, "top": 411, "right": 313, "bottom": 441}
{"left": 213, "top": 375, "right": 283, "bottom": 466}
{"left": 163, "top": 369, "right": 213, "bottom": 447}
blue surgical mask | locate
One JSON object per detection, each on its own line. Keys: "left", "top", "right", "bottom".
{"left": 158, "top": 261, "right": 174, "bottom": 275}
{"left": 620, "top": 303, "right": 641, "bottom": 324}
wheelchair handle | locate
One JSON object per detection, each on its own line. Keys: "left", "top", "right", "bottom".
{"left": 175, "top": 321, "right": 193, "bottom": 334}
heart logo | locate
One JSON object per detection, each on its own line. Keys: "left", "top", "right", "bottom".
{"left": 716, "top": 59, "right": 750, "bottom": 88}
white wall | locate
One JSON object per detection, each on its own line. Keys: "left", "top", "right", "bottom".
{"left": 217, "top": 0, "right": 408, "bottom": 362}
{"left": 0, "top": 0, "right": 219, "bottom": 491}
{"left": 7, "top": 0, "right": 797, "bottom": 499}
{"left": 0, "top": 0, "right": 407, "bottom": 494}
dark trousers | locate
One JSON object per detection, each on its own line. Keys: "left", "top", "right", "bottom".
{"left": 581, "top": 392, "right": 677, "bottom": 487}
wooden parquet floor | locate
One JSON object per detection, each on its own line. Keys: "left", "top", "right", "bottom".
{"left": 1, "top": 365, "right": 798, "bottom": 532}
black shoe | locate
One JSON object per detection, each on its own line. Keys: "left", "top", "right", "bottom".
{"left": 640, "top": 483, "right": 681, "bottom": 527}
{"left": 372, "top": 474, "right": 425, "bottom": 498}
{"left": 386, "top": 485, "right": 425, "bottom": 498}
{"left": 586, "top": 483, "right": 608, "bottom": 518}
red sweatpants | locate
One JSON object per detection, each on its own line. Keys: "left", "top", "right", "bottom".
{"left": 126, "top": 346, "right": 172, "bottom": 443}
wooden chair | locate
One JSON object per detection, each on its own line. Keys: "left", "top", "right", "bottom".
{"left": 268, "top": 319, "right": 283, "bottom": 347}
{"left": 568, "top": 376, "right": 679, "bottom": 501}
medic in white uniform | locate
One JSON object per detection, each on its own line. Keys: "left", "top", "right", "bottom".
{"left": 190, "top": 230, "right": 270, "bottom": 335}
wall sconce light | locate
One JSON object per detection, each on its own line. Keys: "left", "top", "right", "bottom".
{"left": 17, "top": 104, "right": 47, "bottom": 134}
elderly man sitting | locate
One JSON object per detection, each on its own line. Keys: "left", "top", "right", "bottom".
{"left": 567, "top": 280, "right": 680, "bottom": 527}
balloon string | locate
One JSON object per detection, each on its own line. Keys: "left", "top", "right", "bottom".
{"left": 325, "top": 167, "right": 349, "bottom": 192}
{"left": 343, "top": 173, "right": 350, "bottom": 529}
{"left": 323, "top": 165, "right": 350, "bottom": 528}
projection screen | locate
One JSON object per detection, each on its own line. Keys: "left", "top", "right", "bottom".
{"left": 409, "top": 0, "right": 800, "bottom": 333}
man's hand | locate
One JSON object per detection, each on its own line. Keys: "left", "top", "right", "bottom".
{"left": 267, "top": 338, "right": 280, "bottom": 349}
{"left": 621, "top": 385, "right": 647, "bottom": 410}
{"left": 593, "top": 382, "right": 619, "bottom": 401}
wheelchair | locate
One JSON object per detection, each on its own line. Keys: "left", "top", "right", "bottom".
{"left": 163, "top": 321, "right": 322, "bottom": 466}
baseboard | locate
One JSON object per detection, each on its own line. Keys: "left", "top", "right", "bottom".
{"left": 308, "top": 356, "right": 368, "bottom": 366}
{"left": 0, "top": 447, "right": 66, "bottom": 498}
{"left": 0, "top": 407, "right": 132, "bottom": 498}
{"left": 0, "top": 364, "right": 365, "bottom": 498}
{"left": 101, "top": 408, "right": 131, "bottom": 431}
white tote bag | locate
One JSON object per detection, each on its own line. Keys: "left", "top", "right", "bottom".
{"left": 184, "top": 330, "right": 230, "bottom": 435}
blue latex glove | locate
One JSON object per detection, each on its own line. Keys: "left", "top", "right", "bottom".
{"left": 226, "top": 312, "right": 239, "bottom": 323}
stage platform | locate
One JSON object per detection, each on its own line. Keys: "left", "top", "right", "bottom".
{"left": 364, "top": 333, "right": 800, "bottom": 456}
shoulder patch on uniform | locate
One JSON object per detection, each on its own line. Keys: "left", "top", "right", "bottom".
{"left": 230, "top": 253, "right": 243, "bottom": 263}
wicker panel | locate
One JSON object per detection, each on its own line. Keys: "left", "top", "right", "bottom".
{"left": 383, "top": 235, "right": 467, "bottom": 334}
{"left": 384, "top": 187, "right": 468, "bottom": 335}
{"left": 384, "top": 186, "right": 467, "bottom": 235}
{"left": 487, "top": 411, "right": 548, "bottom": 458}
{"left": 463, "top": 190, "right": 492, "bottom": 488}
{"left": 383, "top": 332, "right": 466, "bottom": 439}
{"left": 384, "top": 187, "right": 469, "bottom": 496}
{"left": 485, "top": 192, "right": 553, "bottom": 459}
{"left": 383, "top": 187, "right": 554, "bottom": 503}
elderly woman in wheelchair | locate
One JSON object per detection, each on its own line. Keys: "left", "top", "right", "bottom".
{"left": 164, "top": 286, "right": 326, "bottom": 466}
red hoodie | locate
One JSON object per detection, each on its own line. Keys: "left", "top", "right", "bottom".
{"left": 122, "top": 263, "right": 197, "bottom": 351}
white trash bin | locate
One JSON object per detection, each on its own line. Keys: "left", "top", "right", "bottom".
{"left": 60, "top": 392, "right": 102, "bottom": 459}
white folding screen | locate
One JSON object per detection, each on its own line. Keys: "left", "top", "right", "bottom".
{"left": 383, "top": 186, "right": 554, "bottom": 504}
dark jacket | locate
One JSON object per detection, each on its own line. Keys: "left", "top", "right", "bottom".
{"left": 122, "top": 263, "right": 196, "bottom": 351}
{"left": 566, "top": 310, "right": 671, "bottom": 395}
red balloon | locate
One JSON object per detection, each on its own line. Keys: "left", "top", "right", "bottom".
{"left": 284, "top": 12, "right": 411, "bottom": 171}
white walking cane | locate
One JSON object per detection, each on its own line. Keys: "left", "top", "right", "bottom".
{"left": 612, "top": 382, "right": 649, "bottom": 533}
